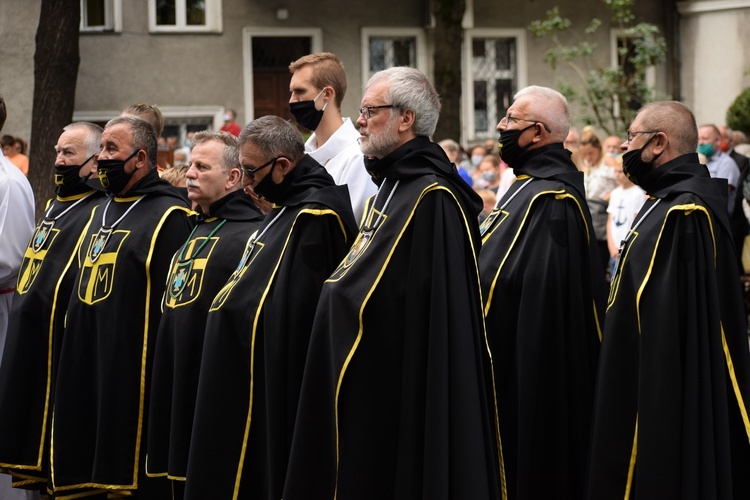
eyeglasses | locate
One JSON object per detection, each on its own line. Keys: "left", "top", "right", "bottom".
{"left": 500, "top": 113, "right": 552, "bottom": 133}
{"left": 358, "top": 104, "right": 399, "bottom": 120}
{"left": 627, "top": 130, "right": 660, "bottom": 143}
{"left": 241, "top": 156, "right": 283, "bottom": 178}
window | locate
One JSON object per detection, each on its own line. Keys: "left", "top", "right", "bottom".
{"left": 361, "top": 28, "right": 427, "bottom": 85}
{"left": 611, "top": 29, "right": 656, "bottom": 116}
{"left": 464, "top": 29, "right": 527, "bottom": 141}
{"left": 80, "top": 0, "right": 122, "bottom": 32}
{"left": 149, "top": 0, "right": 222, "bottom": 33}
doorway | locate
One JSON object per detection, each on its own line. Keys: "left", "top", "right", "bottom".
{"left": 243, "top": 28, "right": 323, "bottom": 122}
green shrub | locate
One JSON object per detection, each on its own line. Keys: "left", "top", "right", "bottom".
{"left": 726, "top": 87, "right": 750, "bottom": 135}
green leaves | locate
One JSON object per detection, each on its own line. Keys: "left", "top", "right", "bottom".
{"left": 528, "top": 0, "right": 666, "bottom": 136}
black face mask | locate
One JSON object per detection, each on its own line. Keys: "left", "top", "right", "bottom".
{"left": 289, "top": 89, "right": 327, "bottom": 131}
{"left": 54, "top": 154, "right": 96, "bottom": 193}
{"left": 622, "top": 133, "right": 661, "bottom": 186}
{"left": 97, "top": 150, "right": 139, "bottom": 196}
{"left": 253, "top": 159, "right": 285, "bottom": 203}
{"left": 498, "top": 124, "right": 536, "bottom": 167}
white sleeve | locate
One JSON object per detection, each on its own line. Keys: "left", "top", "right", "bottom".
{"left": 0, "top": 163, "right": 36, "bottom": 288}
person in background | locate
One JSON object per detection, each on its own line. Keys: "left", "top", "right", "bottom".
{"left": 698, "top": 123, "right": 740, "bottom": 216}
{"left": 439, "top": 138, "right": 472, "bottom": 185}
{"left": 602, "top": 135, "right": 623, "bottom": 167}
{"left": 220, "top": 108, "right": 241, "bottom": 137}
{"left": 475, "top": 154, "right": 502, "bottom": 194}
{"left": 605, "top": 157, "right": 646, "bottom": 278}
{"left": 288, "top": 52, "right": 376, "bottom": 223}
{"left": 579, "top": 126, "right": 616, "bottom": 278}
{"left": 1, "top": 135, "right": 29, "bottom": 176}
{"left": 476, "top": 188, "right": 497, "bottom": 222}
{"left": 719, "top": 124, "right": 750, "bottom": 271}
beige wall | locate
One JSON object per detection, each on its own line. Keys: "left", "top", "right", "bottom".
{"left": 678, "top": 1, "right": 750, "bottom": 127}
{"left": 0, "top": 0, "right": 676, "bottom": 143}
{"left": 0, "top": 0, "right": 39, "bottom": 143}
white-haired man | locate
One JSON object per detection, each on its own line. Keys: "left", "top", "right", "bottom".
{"left": 284, "top": 67, "right": 502, "bottom": 499}
{"left": 478, "top": 85, "right": 605, "bottom": 499}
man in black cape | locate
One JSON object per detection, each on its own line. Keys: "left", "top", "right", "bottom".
{"left": 478, "top": 85, "right": 605, "bottom": 499}
{"left": 145, "top": 131, "right": 264, "bottom": 498}
{"left": 51, "top": 115, "right": 192, "bottom": 499}
{"left": 0, "top": 122, "right": 104, "bottom": 493}
{"left": 587, "top": 101, "right": 750, "bottom": 499}
{"left": 183, "top": 116, "right": 357, "bottom": 500}
{"left": 283, "top": 67, "right": 502, "bottom": 500}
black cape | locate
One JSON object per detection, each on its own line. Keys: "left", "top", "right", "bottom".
{"left": 51, "top": 169, "right": 192, "bottom": 498}
{"left": 587, "top": 153, "right": 750, "bottom": 499}
{"left": 0, "top": 185, "right": 103, "bottom": 489}
{"left": 478, "top": 143, "right": 605, "bottom": 499}
{"left": 146, "top": 189, "right": 264, "bottom": 484}
{"left": 183, "top": 155, "right": 357, "bottom": 500}
{"left": 283, "top": 136, "right": 502, "bottom": 500}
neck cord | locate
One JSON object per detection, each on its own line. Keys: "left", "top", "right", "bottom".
{"left": 101, "top": 195, "right": 146, "bottom": 229}
{"left": 363, "top": 179, "right": 400, "bottom": 232}
{"left": 611, "top": 198, "right": 662, "bottom": 281}
{"left": 176, "top": 218, "right": 228, "bottom": 263}
{"left": 44, "top": 191, "right": 95, "bottom": 221}
{"left": 234, "top": 206, "right": 288, "bottom": 272}
{"left": 494, "top": 177, "right": 534, "bottom": 210}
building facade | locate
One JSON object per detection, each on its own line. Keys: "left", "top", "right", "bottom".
{"left": 0, "top": 0, "right": 748, "bottom": 149}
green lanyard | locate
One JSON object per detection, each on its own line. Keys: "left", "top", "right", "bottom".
{"left": 177, "top": 218, "right": 228, "bottom": 263}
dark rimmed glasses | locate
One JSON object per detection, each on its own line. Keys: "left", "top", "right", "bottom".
{"left": 359, "top": 104, "right": 399, "bottom": 120}
{"left": 499, "top": 113, "right": 552, "bottom": 133}
{"left": 626, "top": 130, "right": 660, "bottom": 143}
{"left": 241, "top": 156, "right": 284, "bottom": 178}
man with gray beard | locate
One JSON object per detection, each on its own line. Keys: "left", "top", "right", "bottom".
{"left": 283, "top": 67, "right": 502, "bottom": 500}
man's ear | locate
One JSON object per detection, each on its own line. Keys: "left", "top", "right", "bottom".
{"left": 398, "top": 109, "right": 415, "bottom": 133}
{"left": 653, "top": 132, "right": 669, "bottom": 155}
{"left": 226, "top": 167, "right": 243, "bottom": 189}
{"left": 136, "top": 149, "right": 148, "bottom": 169}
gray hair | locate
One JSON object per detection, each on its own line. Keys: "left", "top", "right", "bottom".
{"left": 366, "top": 67, "right": 441, "bottom": 137}
{"left": 191, "top": 130, "right": 239, "bottom": 173}
{"left": 63, "top": 121, "right": 103, "bottom": 157}
{"left": 639, "top": 101, "right": 698, "bottom": 155}
{"left": 104, "top": 115, "right": 158, "bottom": 168}
{"left": 514, "top": 85, "right": 570, "bottom": 141}
{"left": 238, "top": 116, "right": 305, "bottom": 163}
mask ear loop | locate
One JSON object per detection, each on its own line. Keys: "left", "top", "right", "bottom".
{"left": 316, "top": 87, "right": 330, "bottom": 112}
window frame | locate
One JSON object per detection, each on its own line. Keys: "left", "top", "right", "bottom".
{"left": 610, "top": 28, "right": 657, "bottom": 118}
{"left": 148, "top": 0, "right": 223, "bottom": 34}
{"left": 360, "top": 27, "right": 428, "bottom": 88}
{"left": 463, "top": 28, "right": 527, "bottom": 142}
{"left": 80, "top": 0, "right": 122, "bottom": 33}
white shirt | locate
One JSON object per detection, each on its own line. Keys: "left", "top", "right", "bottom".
{"left": 607, "top": 184, "right": 646, "bottom": 246}
{"left": 305, "top": 118, "right": 376, "bottom": 224}
{"left": 0, "top": 149, "right": 35, "bottom": 374}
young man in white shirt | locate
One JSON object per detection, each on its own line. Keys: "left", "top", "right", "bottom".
{"left": 289, "top": 52, "right": 376, "bottom": 223}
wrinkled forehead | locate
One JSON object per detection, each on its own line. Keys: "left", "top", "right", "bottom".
{"left": 362, "top": 81, "right": 389, "bottom": 105}
{"left": 102, "top": 122, "right": 133, "bottom": 145}
{"left": 57, "top": 128, "right": 87, "bottom": 150}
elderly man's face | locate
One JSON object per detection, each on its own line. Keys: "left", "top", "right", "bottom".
{"left": 356, "top": 81, "right": 401, "bottom": 158}
{"left": 185, "top": 139, "right": 234, "bottom": 213}
{"left": 698, "top": 126, "right": 720, "bottom": 151}
{"left": 55, "top": 127, "right": 96, "bottom": 178}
